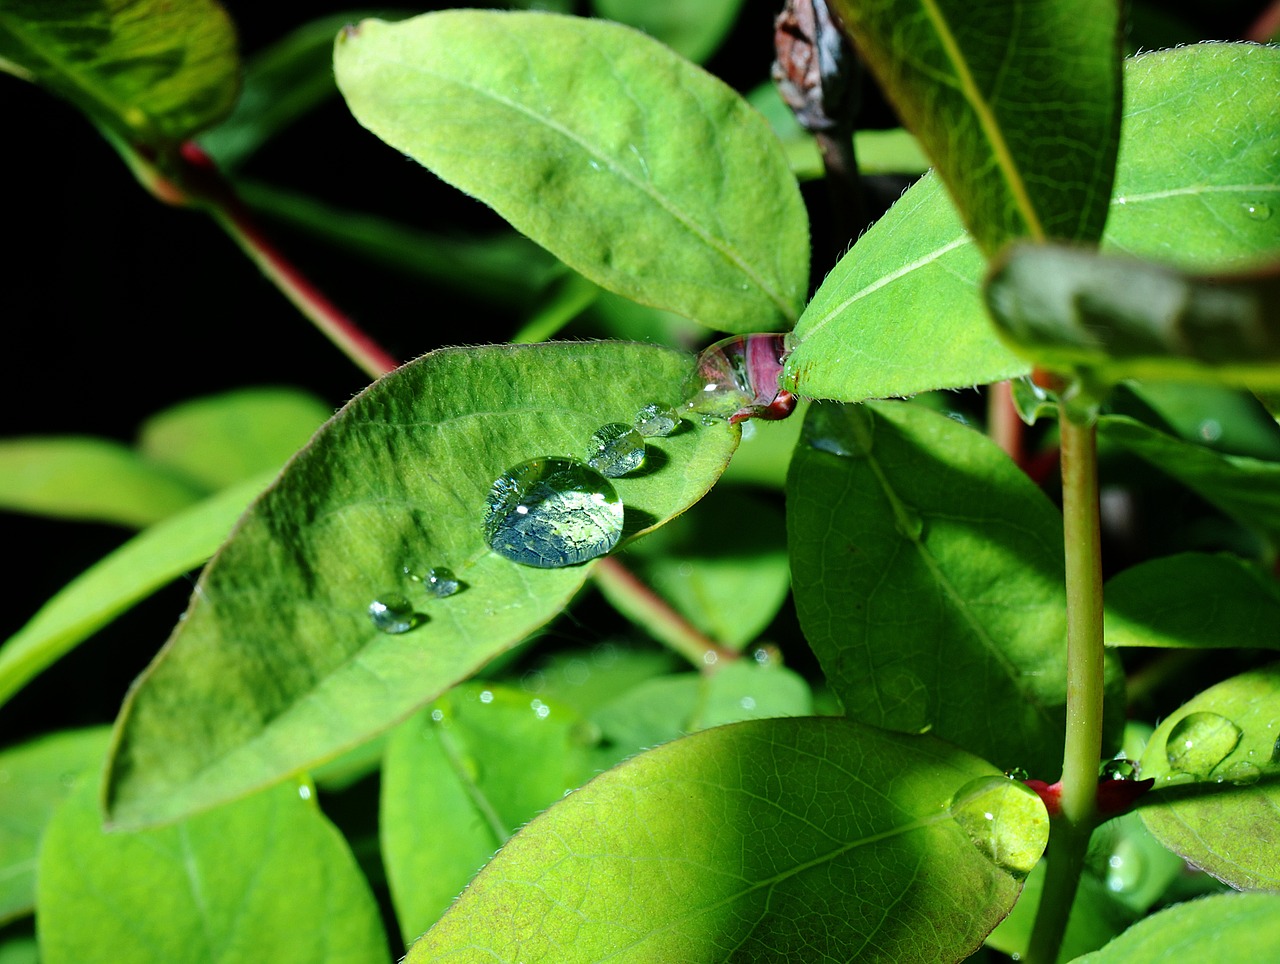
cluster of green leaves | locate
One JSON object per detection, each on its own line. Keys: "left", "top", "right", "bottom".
{"left": 3, "top": 0, "right": 1280, "bottom": 962}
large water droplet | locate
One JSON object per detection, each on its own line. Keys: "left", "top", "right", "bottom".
{"left": 684, "top": 333, "right": 791, "bottom": 422}
{"left": 1165, "top": 711, "right": 1242, "bottom": 776}
{"left": 587, "top": 423, "right": 646, "bottom": 477}
{"left": 368, "top": 594, "right": 424, "bottom": 634}
{"left": 949, "top": 776, "right": 1047, "bottom": 877}
{"left": 426, "top": 566, "right": 462, "bottom": 598}
{"left": 634, "top": 402, "right": 681, "bottom": 438}
{"left": 1242, "top": 201, "right": 1273, "bottom": 221}
{"left": 483, "top": 457, "right": 624, "bottom": 568}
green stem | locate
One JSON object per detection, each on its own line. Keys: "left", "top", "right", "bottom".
{"left": 1027, "top": 410, "right": 1106, "bottom": 963}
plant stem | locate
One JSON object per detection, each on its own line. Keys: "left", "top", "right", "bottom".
{"left": 1027, "top": 410, "right": 1106, "bottom": 964}
{"left": 988, "top": 380, "right": 1024, "bottom": 465}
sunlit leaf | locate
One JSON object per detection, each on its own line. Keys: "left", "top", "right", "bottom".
{"left": 334, "top": 10, "right": 808, "bottom": 333}
{"left": 105, "top": 343, "right": 737, "bottom": 829}
{"left": 1072, "top": 893, "right": 1280, "bottom": 962}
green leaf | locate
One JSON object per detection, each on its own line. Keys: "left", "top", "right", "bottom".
{"left": 987, "top": 246, "right": 1280, "bottom": 388}
{"left": 37, "top": 780, "right": 386, "bottom": 964}
{"left": 1128, "top": 381, "right": 1280, "bottom": 462}
{"left": 590, "top": 0, "right": 743, "bottom": 63}
{"left": 1099, "top": 414, "right": 1280, "bottom": 546}
{"left": 1104, "top": 552, "right": 1280, "bottom": 650}
{"left": 517, "top": 641, "right": 681, "bottom": 717}
{"left": 0, "top": 437, "right": 202, "bottom": 527}
{"left": 104, "top": 343, "right": 738, "bottom": 829}
{"left": 1071, "top": 893, "right": 1280, "bottom": 963}
{"left": 788, "top": 401, "right": 1102, "bottom": 775}
{"left": 0, "top": 0, "right": 239, "bottom": 145}
{"left": 784, "top": 43, "right": 1280, "bottom": 403}
{"left": 382, "top": 682, "right": 606, "bottom": 943}
{"left": 334, "top": 11, "right": 808, "bottom": 333}
{"left": 0, "top": 473, "right": 271, "bottom": 708}
{"left": 138, "top": 387, "right": 331, "bottom": 492}
{"left": 718, "top": 402, "right": 808, "bottom": 488}
{"left": 1137, "top": 664, "right": 1280, "bottom": 890}
{"left": 828, "top": 0, "right": 1121, "bottom": 253}
{"left": 0, "top": 728, "right": 110, "bottom": 923}
{"left": 409, "top": 717, "right": 1047, "bottom": 961}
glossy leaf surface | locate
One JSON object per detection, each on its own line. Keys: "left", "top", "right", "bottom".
{"left": 105, "top": 343, "right": 737, "bottom": 829}
{"left": 38, "top": 781, "right": 386, "bottom": 963}
{"left": 0, "top": 0, "right": 239, "bottom": 144}
{"left": 828, "top": 0, "right": 1121, "bottom": 254}
{"left": 789, "top": 402, "right": 1080, "bottom": 775}
{"left": 1073, "top": 893, "right": 1280, "bottom": 963}
{"left": 334, "top": 11, "right": 808, "bottom": 333}
{"left": 410, "top": 717, "right": 1047, "bottom": 962}
{"left": 785, "top": 43, "right": 1280, "bottom": 402}
{"left": 1104, "top": 552, "right": 1280, "bottom": 649}
{"left": 1137, "top": 664, "right": 1280, "bottom": 890}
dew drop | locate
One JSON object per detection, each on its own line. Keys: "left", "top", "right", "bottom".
{"left": 425, "top": 566, "right": 462, "bottom": 598}
{"left": 1272, "top": 733, "right": 1280, "bottom": 765}
{"left": 739, "top": 695, "right": 757, "bottom": 711}
{"left": 479, "top": 689, "right": 494, "bottom": 704}
{"left": 1005, "top": 767, "right": 1030, "bottom": 782}
{"left": 1165, "top": 711, "right": 1242, "bottom": 776}
{"left": 1242, "top": 201, "right": 1272, "bottom": 221}
{"left": 1198, "top": 419, "right": 1223, "bottom": 443}
{"left": 368, "top": 594, "right": 424, "bottom": 634}
{"left": 1104, "top": 838, "right": 1146, "bottom": 894}
{"left": 587, "top": 422, "right": 646, "bottom": 477}
{"left": 948, "top": 776, "right": 1047, "bottom": 877}
{"left": 684, "top": 333, "right": 791, "bottom": 422}
{"left": 298, "top": 784, "right": 312, "bottom": 800}
{"left": 483, "top": 457, "right": 624, "bottom": 568}
{"left": 1100, "top": 758, "right": 1139, "bottom": 781}
{"left": 1222, "top": 761, "right": 1262, "bottom": 786}
{"left": 634, "top": 402, "right": 681, "bottom": 438}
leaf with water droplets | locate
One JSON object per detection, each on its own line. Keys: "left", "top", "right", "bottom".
{"left": 787, "top": 401, "right": 1125, "bottom": 775}
{"left": 334, "top": 10, "right": 808, "bottom": 333}
{"left": 1071, "top": 893, "right": 1280, "bottom": 963}
{"left": 104, "top": 343, "right": 737, "bottom": 829}
{"left": 407, "top": 717, "right": 1047, "bottom": 962}
{"left": 1137, "top": 664, "right": 1280, "bottom": 890}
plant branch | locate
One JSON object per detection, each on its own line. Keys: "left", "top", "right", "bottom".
{"left": 988, "top": 379, "right": 1024, "bottom": 465}
{"left": 1027, "top": 409, "right": 1106, "bottom": 964}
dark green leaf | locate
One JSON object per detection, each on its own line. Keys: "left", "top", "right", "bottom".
{"left": 784, "top": 43, "right": 1280, "bottom": 403}
{"left": 0, "top": 473, "right": 271, "bottom": 708}
{"left": 410, "top": 718, "right": 1047, "bottom": 962}
{"left": 38, "top": 780, "right": 386, "bottom": 963}
{"left": 1072, "top": 893, "right": 1280, "bottom": 962}
{"left": 0, "top": 729, "right": 109, "bottom": 923}
{"left": 105, "top": 343, "right": 737, "bottom": 829}
{"left": 334, "top": 11, "right": 808, "bottom": 333}
{"left": 1137, "top": 664, "right": 1280, "bottom": 890}
{"left": 590, "top": 0, "right": 743, "bottom": 63}
{"left": 1129, "top": 381, "right": 1280, "bottom": 461}
{"left": 0, "top": 0, "right": 239, "bottom": 144}
{"left": 828, "top": 0, "right": 1121, "bottom": 253}
{"left": 1105, "top": 552, "right": 1280, "bottom": 650}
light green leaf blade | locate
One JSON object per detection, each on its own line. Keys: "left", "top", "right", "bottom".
{"left": 104, "top": 343, "right": 738, "bottom": 829}
{"left": 1073, "top": 893, "right": 1280, "bottom": 963}
{"left": 784, "top": 43, "right": 1280, "bottom": 403}
{"left": 788, "top": 402, "right": 1116, "bottom": 775}
{"left": 0, "top": 728, "right": 110, "bottom": 923}
{"left": 334, "top": 10, "right": 808, "bottom": 333}
{"left": 382, "top": 682, "right": 607, "bottom": 943}
{"left": 1099, "top": 414, "right": 1280, "bottom": 546}
{"left": 828, "top": 0, "right": 1122, "bottom": 254}
{"left": 0, "top": 437, "right": 202, "bottom": 526}
{"left": 1104, "top": 553, "right": 1280, "bottom": 649}
{"left": 138, "top": 387, "right": 331, "bottom": 491}
{"left": 1136, "top": 664, "right": 1280, "bottom": 890}
{"left": 0, "top": 0, "right": 239, "bottom": 144}
{"left": 37, "top": 780, "right": 386, "bottom": 964}
{"left": 0, "top": 473, "right": 271, "bottom": 708}
{"left": 590, "top": 0, "right": 744, "bottom": 64}
{"left": 410, "top": 717, "right": 1047, "bottom": 962}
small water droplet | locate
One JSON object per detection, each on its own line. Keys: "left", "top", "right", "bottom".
{"left": 1198, "top": 419, "right": 1222, "bottom": 442}
{"left": 298, "top": 784, "right": 312, "bottom": 800}
{"left": 484, "top": 457, "right": 624, "bottom": 568}
{"left": 949, "top": 776, "right": 1047, "bottom": 877}
{"left": 530, "top": 698, "right": 551, "bottom": 719}
{"left": 368, "top": 594, "right": 425, "bottom": 634}
{"left": 1242, "top": 201, "right": 1272, "bottom": 221}
{"left": 634, "top": 402, "right": 681, "bottom": 437}
{"left": 1165, "top": 711, "right": 1242, "bottom": 776}
{"left": 703, "top": 650, "right": 719, "bottom": 665}
{"left": 588, "top": 159, "right": 602, "bottom": 171}
{"left": 752, "top": 644, "right": 781, "bottom": 666}
{"left": 1105, "top": 838, "right": 1146, "bottom": 894}
{"left": 1100, "top": 758, "right": 1139, "bottom": 781}
{"left": 479, "top": 690, "right": 494, "bottom": 704}
{"left": 739, "top": 695, "right": 757, "bottom": 711}
{"left": 1004, "top": 767, "right": 1030, "bottom": 782}
{"left": 426, "top": 566, "right": 462, "bottom": 598}
{"left": 1222, "top": 761, "right": 1262, "bottom": 786}
{"left": 430, "top": 708, "right": 445, "bottom": 723}
{"left": 587, "top": 423, "right": 646, "bottom": 477}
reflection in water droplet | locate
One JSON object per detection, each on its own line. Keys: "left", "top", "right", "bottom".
{"left": 1165, "top": 712, "right": 1242, "bottom": 776}
{"left": 1221, "top": 761, "right": 1262, "bottom": 786}
{"left": 1100, "top": 758, "right": 1139, "bottom": 781}
{"left": 587, "top": 423, "right": 646, "bottom": 477}
{"left": 683, "top": 334, "right": 790, "bottom": 422}
{"left": 634, "top": 403, "right": 680, "bottom": 438}
{"left": 1105, "top": 838, "right": 1146, "bottom": 894}
{"left": 484, "top": 457, "right": 624, "bottom": 568}
{"left": 368, "top": 594, "right": 424, "bottom": 634}
{"left": 949, "top": 776, "right": 1047, "bottom": 877}
{"left": 479, "top": 690, "right": 494, "bottom": 704}
{"left": 425, "top": 566, "right": 462, "bottom": 598}
{"left": 1243, "top": 201, "right": 1273, "bottom": 221}
{"left": 1004, "top": 767, "right": 1029, "bottom": 782}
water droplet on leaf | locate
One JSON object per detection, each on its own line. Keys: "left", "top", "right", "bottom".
{"left": 587, "top": 423, "right": 646, "bottom": 477}
{"left": 484, "top": 457, "right": 624, "bottom": 568}
{"left": 1105, "top": 838, "right": 1146, "bottom": 894}
{"left": 1242, "top": 201, "right": 1272, "bottom": 221}
{"left": 368, "top": 594, "right": 424, "bottom": 634}
{"left": 1100, "top": 758, "right": 1139, "bottom": 781}
{"left": 425, "top": 566, "right": 462, "bottom": 598}
{"left": 634, "top": 402, "right": 681, "bottom": 437}
{"left": 684, "top": 333, "right": 793, "bottom": 423}
{"left": 1165, "top": 711, "right": 1242, "bottom": 776}
{"left": 1222, "top": 761, "right": 1262, "bottom": 786}
{"left": 949, "top": 776, "right": 1047, "bottom": 878}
